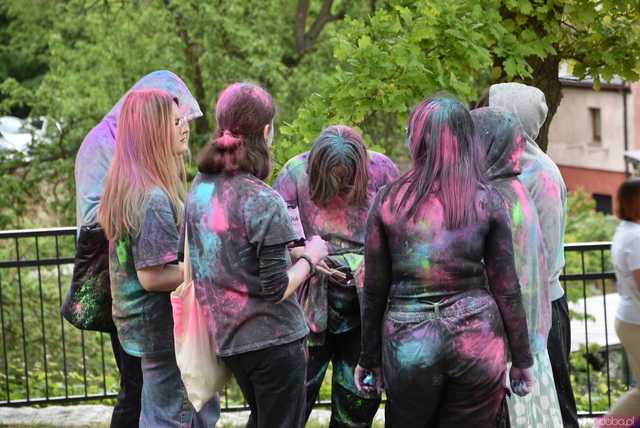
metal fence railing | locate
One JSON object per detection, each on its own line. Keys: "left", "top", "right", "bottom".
{"left": 0, "top": 228, "right": 630, "bottom": 417}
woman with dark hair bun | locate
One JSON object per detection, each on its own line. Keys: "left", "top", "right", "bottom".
{"left": 356, "top": 96, "right": 533, "bottom": 427}
{"left": 274, "top": 125, "right": 399, "bottom": 427}
{"left": 184, "top": 82, "right": 328, "bottom": 428}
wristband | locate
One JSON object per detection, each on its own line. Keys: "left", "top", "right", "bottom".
{"left": 298, "top": 254, "right": 316, "bottom": 275}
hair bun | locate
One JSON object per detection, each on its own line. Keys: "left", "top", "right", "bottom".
{"left": 216, "top": 130, "right": 242, "bottom": 151}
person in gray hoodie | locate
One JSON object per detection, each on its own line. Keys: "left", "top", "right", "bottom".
{"left": 472, "top": 107, "right": 563, "bottom": 427}
{"left": 490, "top": 83, "right": 577, "bottom": 427}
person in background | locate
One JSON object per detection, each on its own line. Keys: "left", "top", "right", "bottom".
{"left": 74, "top": 70, "right": 205, "bottom": 427}
{"left": 489, "top": 82, "right": 577, "bottom": 428}
{"left": 472, "top": 107, "right": 562, "bottom": 427}
{"left": 356, "top": 95, "right": 533, "bottom": 427}
{"left": 274, "top": 125, "right": 399, "bottom": 427}
{"left": 184, "top": 82, "right": 328, "bottom": 428}
{"left": 98, "top": 89, "right": 219, "bottom": 427}
{"left": 608, "top": 179, "right": 640, "bottom": 417}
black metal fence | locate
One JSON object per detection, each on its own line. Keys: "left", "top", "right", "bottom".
{"left": 0, "top": 228, "right": 630, "bottom": 417}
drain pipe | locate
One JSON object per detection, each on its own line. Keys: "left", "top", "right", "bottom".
{"left": 623, "top": 80, "right": 630, "bottom": 176}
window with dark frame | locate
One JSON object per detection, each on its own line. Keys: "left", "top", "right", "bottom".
{"left": 590, "top": 107, "right": 602, "bottom": 143}
{"left": 593, "top": 193, "right": 612, "bottom": 214}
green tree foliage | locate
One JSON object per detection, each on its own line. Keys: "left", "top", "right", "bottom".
{"left": 0, "top": 0, "right": 361, "bottom": 228}
{"left": 1, "top": 0, "right": 639, "bottom": 229}
{"left": 563, "top": 188, "right": 618, "bottom": 304}
{"left": 282, "top": 0, "right": 640, "bottom": 158}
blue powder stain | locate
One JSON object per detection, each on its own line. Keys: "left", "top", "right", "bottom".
{"left": 396, "top": 340, "right": 436, "bottom": 366}
{"left": 192, "top": 227, "right": 221, "bottom": 280}
{"left": 415, "top": 243, "right": 430, "bottom": 271}
{"left": 192, "top": 182, "right": 215, "bottom": 210}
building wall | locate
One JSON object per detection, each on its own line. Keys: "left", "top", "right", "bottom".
{"left": 547, "top": 83, "right": 636, "bottom": 210}
{"left": 558, "top": 165, "right": 626, "bottom": 210}
{"left": 547, "top": 85, "right": 634, "bottom": 174}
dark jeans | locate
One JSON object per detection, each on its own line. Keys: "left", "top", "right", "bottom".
{"left": 382, "top": 291, "right": 510, "bottom": 428}
{"left": 305, "top": 327, "right": 381, "bottom": 428}
{"left": 547, "top": 295, "right": 579, "bottom": 428}
{"left": 110, "top": 333, "right": 143, "bottom": 428}
{"left": 223, "top": 339, "right": 307, "bottom": 428}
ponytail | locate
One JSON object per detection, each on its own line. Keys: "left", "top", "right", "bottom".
{"left": 196, "top": 82, "right": 275, "bottom": 180}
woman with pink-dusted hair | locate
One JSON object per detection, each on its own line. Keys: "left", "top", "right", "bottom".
{"left": 98, "top": 89, "right": 218, "bottom": 427}
{"left": 355, "top": 95, "right": 533, "bottom": 427}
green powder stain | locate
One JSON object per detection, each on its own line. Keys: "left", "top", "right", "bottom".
{"left": 116, "top": 236, "right": 130, "bottom": 265}
{"left": 74, "top": 271, "right": 110, "bottom": 328}
{"left": 512, "top": 203, "right": 523, "bottom": 227}
{"left": 421, "top": 257, "right": 430, "bottom": 271}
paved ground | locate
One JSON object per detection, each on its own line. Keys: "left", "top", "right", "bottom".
{"left": 0, "top": 404, "right": 599, "bottom": 427}
{"left": 0, "top": 405, "right": 385, "bottom": 427}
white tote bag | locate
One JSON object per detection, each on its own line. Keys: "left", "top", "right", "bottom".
{"left": 171, "top": 229, "right": 229, "bottom": 411}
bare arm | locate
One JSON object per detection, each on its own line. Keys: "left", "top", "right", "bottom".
{"left": 137, "top": 264, "right": 183, "bottom": 292}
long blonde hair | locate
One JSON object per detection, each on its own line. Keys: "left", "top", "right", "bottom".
{"left": 99, "top": 89, "right": 186, "bottom": 241}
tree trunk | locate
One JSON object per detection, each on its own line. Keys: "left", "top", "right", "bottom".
{"left": 523, "top": 55, "right": 562, "bottom": 153}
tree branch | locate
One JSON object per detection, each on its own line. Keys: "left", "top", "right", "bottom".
{"left": 304, "top": 0, "right": 347, "bottom": 53}
{"left": 285, "top": 0, "right": 349, "bottom": 68}
{"left": 295, "top": 0, "right": 310, "bottom": 54}
{"left": 163, "top": 0, "right": 209, "bottom": 134}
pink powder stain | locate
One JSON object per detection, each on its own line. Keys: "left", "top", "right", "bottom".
{"left": 542, "top": 172, "right": 560, "bottom": 201}
{"left": 440, "top": 126, "right": 460, "bottom": 164}
{"left": 221, "top": 281, "right": 249, "bottom": 314}
{"left": 207, "top": 196, "right": 229, "bottom": 233}
{"left": 510, "top": 135, "right": 525, "bottom": 172}
{"left": 163, "top": 251, "right": 177, "bottom": 263}
{"left": 457, "top": 330, "right": 506, "bottom": 372}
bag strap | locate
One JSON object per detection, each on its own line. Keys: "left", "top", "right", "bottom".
{"left": 183, "top": 228, "right": 192, "bottom": 283}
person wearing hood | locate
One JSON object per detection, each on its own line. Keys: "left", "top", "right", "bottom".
{"left": 489, "top": 83, "right": 576, "bottom": 427}
{"left": 74, "top": 71, "right": 219, "bottom": 427}
{"left": 472, "top": 107, "right": 563, "bottom": 427}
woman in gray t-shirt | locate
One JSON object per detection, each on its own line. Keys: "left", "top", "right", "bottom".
{"left": 186, "top": 82, "right": 327, "bottom": 428}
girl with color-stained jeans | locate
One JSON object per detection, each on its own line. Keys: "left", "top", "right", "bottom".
{"left": 183, "top": 82, "right": 328, "bottom": 428}
{"left": 356, "top": 95, "right": 533, "bottom": 427}
{"left": 274, "top": 125, "right": 399, "bottom": 427}
{"left": 472, "top": 108, "right": 563, "bottom": 427}
{"left": 98, "top": 90, "right": 219, "bottom": 427}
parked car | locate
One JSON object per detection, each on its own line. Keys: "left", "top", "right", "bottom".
{"left": 0, "top": 116, "right": 60, "bottom": 155}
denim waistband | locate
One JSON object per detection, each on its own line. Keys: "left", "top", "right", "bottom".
{"left": 386, "top": 288, "right": 493, "bottom": 321}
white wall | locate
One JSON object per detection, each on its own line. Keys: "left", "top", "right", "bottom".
{"left": 547, "top": 85, "right": 635, "bottom": 173}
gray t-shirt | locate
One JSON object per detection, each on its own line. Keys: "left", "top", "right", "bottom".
{"left": 109, "top": 188, "right": 180, "bottom": 357}
{"left": 183, "top": 173, "right": 308, "bottom": 357}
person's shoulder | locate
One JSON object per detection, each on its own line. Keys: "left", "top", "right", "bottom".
{"left": 477, "top": 183, "right": 507, "bottom": 212}
{"left": 76, "top": 123, "right": 114, "bottom": 163}
{"left": 281, "top": 152, "right": 309, "bottom": 176}
{"left": 146, "top": 186, "right": 173, "bottom": 208}
{"left": 242, "top": 175, "right": 284, "bottom": 202}
{"left": 368, "top": 151, "right": 397, "bottom": 169}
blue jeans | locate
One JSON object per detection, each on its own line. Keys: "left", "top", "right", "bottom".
{"left": 140, "top": 350, "right": 220, "bottom": 428}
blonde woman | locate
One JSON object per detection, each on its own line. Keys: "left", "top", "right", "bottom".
{"left": 98, "top": 89, "right": 218, "bottom": 427}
